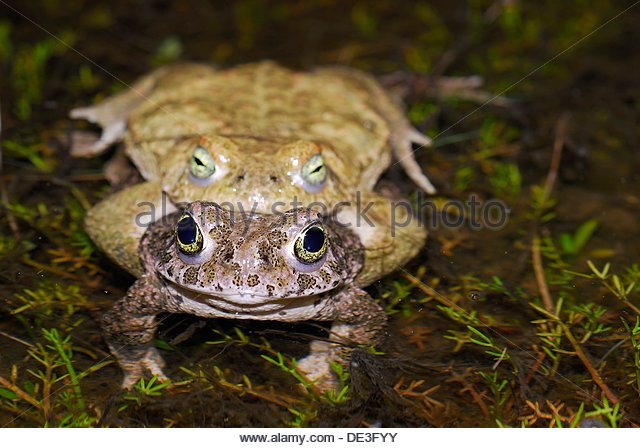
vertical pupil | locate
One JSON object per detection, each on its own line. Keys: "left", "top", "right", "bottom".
{"left": 177, "top": 216, "right": 198, "bottom": 245}
{"left": 303, "top": 227, "right": 325, "bottom": 253}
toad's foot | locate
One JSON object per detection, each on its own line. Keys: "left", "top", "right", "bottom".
{"left": 314, "top": 66, "right": 437, "bottom": 195}
{"left": 68, "top": 113, "right": 126, "bottom": 157}
{"left": 299, "top": 288, "right": 387, "bottom": 393}
{"left": 102, "top": 275, "right": 171, "bottom": 389}
{"left": 391, "top": 126, "right": 436, "bottom": 195}
{"left": 117, "top": 345, "right": 169, "bottom": 390}
{"left": 296, "top": 341, "right": 339, "bottom": 394}
{"left": 69, "top": 67, "right": 167, "bottom": 157}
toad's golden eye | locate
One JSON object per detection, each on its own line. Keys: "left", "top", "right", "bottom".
{"left": 294, "top": 224, "right": 327, "bottom": 264}
{"left": 189, "top": 146, "right": 216, "bottom": 179}
{"left": 300, "top": 154, "right": 327, "bottom": 188}
{"left": 176, "top": 213, "right": 203, "bottom": 255}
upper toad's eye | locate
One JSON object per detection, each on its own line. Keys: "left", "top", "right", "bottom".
{"left": 300, "top": 154, "right": 327, "bottom": 192}
{"left": 293, "top": 224, "right": 327, "bottom": 264}
{"left": 176, "top": 214, "right": 203, "bottom": 255}
{"left": 189, "top": 146, "right": 216, "bottom": 180}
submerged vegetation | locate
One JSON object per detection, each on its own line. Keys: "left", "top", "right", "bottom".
{"left": 1, "top": 0, "right": 639, "bottom": 427}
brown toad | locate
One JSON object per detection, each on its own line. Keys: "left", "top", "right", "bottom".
{"left": 103, "top": 201, "right": 386, "bottom": 390}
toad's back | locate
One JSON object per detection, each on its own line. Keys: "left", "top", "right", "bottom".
{"left": 128, "top": 61, "right": 394, "bottom": 183}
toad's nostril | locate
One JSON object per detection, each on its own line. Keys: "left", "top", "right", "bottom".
{"left": 269, "top": 175, "right": 278, "bottom": 183}
{"left": 236, "top": 174, "right": 245, "bottom": 182}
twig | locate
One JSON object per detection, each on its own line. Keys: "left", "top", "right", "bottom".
{"left": 540, "top": 113, "right": 570, "bottom": 207}
{"left": 0, "top": 375, "right": 42, "bottom": 409}
{"left": 532, "top": 234, "right": 554, "bottom": 313}
{"left": 511, "top": 113, "right": 570, "bottom": 280}
{"left": 447, "top": 369, "right": 490, "bottom": 419}
{"left": 560, "top": 323, "right": 620, "bottom": 404}
{"left": 531, "top": 114, "right": 569, "bottom": 314}
{"left": 529, "top": 112, "right": 620, "bottom": 404}
{"left": 216, "top": 377, "right": 300, "bottom": 410}
{"left": 20, "top": 256, "right": 81, "bottom": 281}
{"left": 401, "top": 271, "right": 458, "bottom": 310}
{"left": 394, "top": 378, "right": 444, "bottom": 409}
{"left": 525, "top": 349, "right": 547, "bottom": 384}
{"left": 530, "top": 303, "right": 621, "bottom": 404}
{"left": 0, "top": 403, "right": 41, "bottom": 425}
{"left": 41, "top": 360, "right": 53, "bottom": 421}
{"left": 0, "top": 331, "right": 35, "bottom": 349}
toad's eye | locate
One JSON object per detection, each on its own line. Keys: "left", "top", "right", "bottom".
{"left": 176, "top": 214, "right": 203, "bottom": 255}
{"left": 300, "top": 154, "right": 327, "bottom": 192}
{"left": 189, "top": 146, "right": 216, "bottom": 181}
{"left": 294, "top": 224, "right": 327, "bottom": 264}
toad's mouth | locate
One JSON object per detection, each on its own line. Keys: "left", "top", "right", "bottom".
{"left": 163, "top": 280, "right": 332, "bottom": 319}
{"left": 158, "top": 270, "right": 339, "bottom": 304}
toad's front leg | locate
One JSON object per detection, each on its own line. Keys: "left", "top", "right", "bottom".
{"left": 102, "top": 275, "right": 170, "bottom": 389}
{"left": 297, "top": 287, "right": 387, "bottom": 392}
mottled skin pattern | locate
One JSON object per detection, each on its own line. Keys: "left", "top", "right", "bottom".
{"left": 103, "top": 201, "right": 386, "bottom": 390}
{"left": 71, "top": 62, "right": 431, "bottom": 284}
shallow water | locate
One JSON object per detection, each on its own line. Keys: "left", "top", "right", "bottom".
{"left": 1, "top": 0, "right": 639, "bottom": 427}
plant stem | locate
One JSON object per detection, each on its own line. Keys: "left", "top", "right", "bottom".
{"left": 532, "top": 234, "right": 554, "bottom": 313}
{"left": 0, "top": 375, "right": 42, "bottom": 409}
{"left": 46, "top": 332, "right": 85, "bottom": 409}
{"left": 560, "top": 323, "right": 620, "bottom": 404}
{"left": 540, "top": 113, "right": 569, "bottom": 208}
